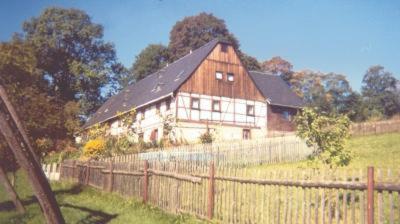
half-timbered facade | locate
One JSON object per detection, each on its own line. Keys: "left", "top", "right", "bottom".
{"left": 83, "top": 39, "right": 303, "bottom": 143}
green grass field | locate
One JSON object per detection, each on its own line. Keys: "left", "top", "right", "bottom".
{"left": 0, "top": 171, "right": 205, "bottom": 224}
{"left": 250, "top": 132, "right": 400, "bottom": 171}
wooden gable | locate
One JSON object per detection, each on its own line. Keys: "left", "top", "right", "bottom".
{"left": 178, "top": 43, "right": 265, "bottom": 101}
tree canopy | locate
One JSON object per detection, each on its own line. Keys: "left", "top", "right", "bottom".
{"left": 131, "top": 44, "right": 170, "bottom": 81}
{"left": 22, "top": 7, "right": 118, "bottom": 115}
{"left": 169, "top": 12, "right": 239, "bottom": 61}
{"left": 361, "top": 65, "right": 399, "bottom": 118}
{"left": 262, "top": 56, "right": 293, "bottom": 82}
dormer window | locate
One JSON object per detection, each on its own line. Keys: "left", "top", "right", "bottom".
{"left": 227, "top": 73, "right": 234, "bottom": 82}
{"left": 215, "top": 71, "right": 223, "bottom": 80}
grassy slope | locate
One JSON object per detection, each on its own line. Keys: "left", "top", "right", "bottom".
{"left": 251, "top": 132, "right": 400, "bottom": 171}
{"left": 0, "top": 172, "right": 204, "bottom": 224}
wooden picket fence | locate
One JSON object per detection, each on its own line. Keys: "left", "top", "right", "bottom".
{"left": 351, "top": 119, "right": 400, "bottom": 136}
{"left": 60, "top": 160, "right": 400, "bottom": 224}
{"left": 101, "top": 136, "right": 315, "bottom": 167}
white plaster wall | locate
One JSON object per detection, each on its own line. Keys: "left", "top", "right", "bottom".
{"left": 176, "top": 92, "right": 267, "bottom": 128}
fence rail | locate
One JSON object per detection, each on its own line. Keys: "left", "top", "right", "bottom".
{"left": 101, "top": 136, "right": 315, "bottom": 167}
{"left": 351, "top": 119, "right": 400, "bottom": 136}
{"left": 60, "top": 160, "right": 400, "bottom": 224}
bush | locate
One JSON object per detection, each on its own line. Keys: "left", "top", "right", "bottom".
{"left": 295, "top": 108, "right": 352, "bottom": 168}
{"left": 199, "top": 131, "right": 214, "bottom": 144}
{"left": 83, "top": 138, "right": 106, "bottom": 159}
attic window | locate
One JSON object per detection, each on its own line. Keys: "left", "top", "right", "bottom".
{"left": 221, "top": 44, "right": 228, "bottom": 53}
{"left": 104, "top": 108, "right": 109, "bottom": 113}
{"left": 227, "top": 73, "right": 234, "bottom": 82}
{"left": 215, "top": 71, "right": 223, "bottom": 80}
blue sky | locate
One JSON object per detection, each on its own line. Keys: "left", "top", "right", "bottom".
{"left": 1, "top": 0, "right": 399, "bottom": 91}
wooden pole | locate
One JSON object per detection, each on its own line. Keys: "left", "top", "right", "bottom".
{"left": 0, "top": 163, "right": 25, "bottom": 213}
{"left": 143, "top": 160, "right": 149, "bottom": 203}
{"left": 108, "top": 161, "right": 114, "bottom": 192}
{"left": 367, "top": 167, "right": 374, "bottom": 224}
{"left": 0, "top": 85, "right": 65, "bottom": 224}
{"left": 85, "top": 161, "right": 90, "bottom": 186}
{"left": 207, "top": 161, "right": 215, "bottom": 220}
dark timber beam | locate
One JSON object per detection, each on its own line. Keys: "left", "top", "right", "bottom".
{"left": 0, "top": 85, "right": 65, "bottom": 224}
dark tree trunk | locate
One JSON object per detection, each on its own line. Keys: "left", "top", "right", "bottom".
{"left": 0, "top": 85, "right": 65, "bottom": 224}
{"left": 0, "top": 163, "right": 25, "bottom": 213}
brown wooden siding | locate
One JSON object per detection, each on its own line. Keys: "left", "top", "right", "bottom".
{"left": 267, "top": 105, "right": 298, "bottom": 132}
{"left": 178, "top": 43, "right": 265, "bottom": 101}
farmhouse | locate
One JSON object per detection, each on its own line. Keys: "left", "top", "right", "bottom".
{"left": 83, "top": 39, "right": 303, "bottom": 143}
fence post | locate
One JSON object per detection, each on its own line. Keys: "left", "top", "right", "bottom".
{"left": 85, "top": 161, "right": 90, "bottom": 186}
{"left": 107, "top": 161, "right": 114, "bottom": 192}
{"left": 143, "top": 160, "right": 149, "bottom": 203}
{"left": 367, "top": 166, "right": 374, "bottom": 224}
{"left": 207, "top": 161, "right": 215, "bottom": 220}
{"left": 72, "top": 160, "right": 76, "bottom": 180}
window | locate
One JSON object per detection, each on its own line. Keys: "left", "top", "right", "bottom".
{"left": 215, "top": 71, "right": 223, "bottom": 80}
{"left": 246, "top": 105, "right": 255, "bottom": 116}
{"left": 156, "top": 103, "right": 160, "bottom": 113}
{"left": 191, "top": 97, "right": 200, "bottom": 110}
{"left": 212, "top": 100, "right": 221, "bottom": 112}
{"left": 150, "top": 129, "right": 158, "bottom": 142}
{"left": 243, "top": 129, "right": 251, "bottom": 140}
{"left": 166, "top": 99, "right": 171, "bottom": 111}
{"left": 221, "top": 43, "right": 228, "bottom": 52}
{"left": 282, "top": 111, "right": 292, "bottom": 121}
{"left": 227, "top": 73, "right": 234, "bottom": 82}
{"left": 138, "top": 133, "right": 144, "bottom": 141}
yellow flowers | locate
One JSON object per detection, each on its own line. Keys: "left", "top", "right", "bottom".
{"left": 83, "top": 138, "right": 106, "bottom": 158}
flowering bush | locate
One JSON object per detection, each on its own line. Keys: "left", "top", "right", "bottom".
{"left": 83, "top": 138, "right": 106, "bottom": 159}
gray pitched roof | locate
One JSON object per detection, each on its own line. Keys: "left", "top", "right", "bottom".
{"left": 83, "top": 39, "right": 220, "bottom": 129}
{"left": 249, "top": 71, "right": 304, "bottom": 108}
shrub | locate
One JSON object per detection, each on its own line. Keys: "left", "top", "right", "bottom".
{"left": 83, "top": 138, "right": 106, "bottom": 159}
{"left": 199, "top": 131, "right": 214, "bottom": 144}
{"left": 295, "top": 108, "right": 352, "bottom": 168}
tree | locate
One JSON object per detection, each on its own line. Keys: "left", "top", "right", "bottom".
{"left": 131, "top": 44, "right": 170, "bottom": 81}
{"left": 22, "top": 7, "right": 118, "bottom": 115}
{"left": 361, "top": 65, "right": 399, "bottom": 118}
{"left": 0, "top": 40, "right": 69, "bottom": 152}
{"left": 239, "top": 52, "right": 261, "bottom": 71}
{"left": 295, "top": 108, "right": 352, "bottom": 168}
{"left": 169, "top": 13, "right": 239, "bottom": 61}
{"left": 261, "top": 56, "right": 293, "bottom": 82}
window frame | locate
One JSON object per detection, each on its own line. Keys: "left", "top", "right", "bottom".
{"left": 221, "top": 43, "right": 228, "bottom": 53}
{"left": 212, "top": 100, "right": 221, "bottom": 112}
{"left": 191, "top": 97, "right": 200, "bottom": 110}
{"left": 246, "top": 105, "right": 255, "bottom": 116}
{"left": 242, "top": 129, "right": 251, "bottom": 140}
{"left": 215, "top": 71, "right": 223, "bottom": 80}
{"left": 227, "top": 73, "right": 234, "bottom": 82}
{"left": 282, "top": 110, "right": 292, "bottom": 121}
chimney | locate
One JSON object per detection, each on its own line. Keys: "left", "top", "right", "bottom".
{"left": 189, "top": 49, "right": 192, "bottom": 54}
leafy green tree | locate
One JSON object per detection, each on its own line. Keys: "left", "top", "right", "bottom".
{"left": 261, "top": 56, "right": 293, "bottom": 82}
{"left": 131, "top": 44, "right": 170, "bottom": 81}
{"left": 21, "top": 7, "right": 118, "bottom": 115}
{"left": 361, "top": 65, "right": 399, "bottom": 118}
{"left": 295, "top": 108, "right": 352, "bottom": 168}
{"left": 169, "top": 13, "right": 239, "bottom": 61}
{"left": 239, "top": 52, "right": 261, "bottom": 71}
